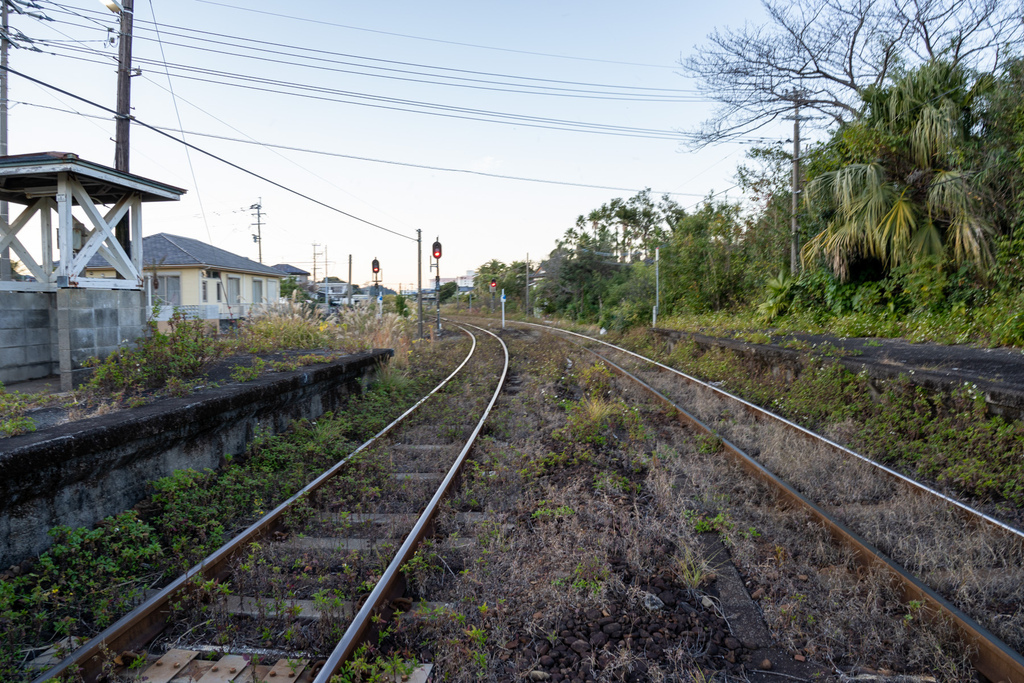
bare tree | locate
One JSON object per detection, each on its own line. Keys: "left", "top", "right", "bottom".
{"left": 684, "top": 0, "right": 1023, "bottom": 146}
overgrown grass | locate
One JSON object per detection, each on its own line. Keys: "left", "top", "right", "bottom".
{"left": 0, "top": 336, "right": 464, "bottom": 682}
{"left": 660, "top": 288, "right": 1024, "bottom": 347}
{"left": 0, "top": 383, "right": 39, "bottom": 437}
{"left": 642, "top": 333, "right": 1024, "bottom": 507}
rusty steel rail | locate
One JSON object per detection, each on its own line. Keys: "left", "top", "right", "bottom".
{"left": 537, "top": 323, "right": 1024, "bottom": 683}
{"left": 35, "top": 327, "right": 482, "bottom": 683}
{"left": 516, "top": 321, "right": 1024, "bottom": 541}
{"left": 312, "top": 321, "right": 509, "bottom": 682}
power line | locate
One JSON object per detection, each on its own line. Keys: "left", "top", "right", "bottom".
{"left": 146, "top": 0, "right": 212, "bottom": 245}
{"left": 0, "top": 66, "right": 416, "bottom": 243}
{"left": 36, "top": 44, "right": 695, "bottom": 140}
{"left": 193, "top": 0, "right": 680, "bottom": 70}
{"left": 12, "top": 99, "right": 716, "bottom": 197}
{"left": 39, "top": 2, "right": 697, "bottom": 93}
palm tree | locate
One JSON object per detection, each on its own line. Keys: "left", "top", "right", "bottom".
{"left": 803, "top": 61, "right": 994, "bottom": 281}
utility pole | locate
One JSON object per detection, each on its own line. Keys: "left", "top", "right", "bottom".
{"left": 347, "top": 254, "right": 352, "bottom": 306}
{"left": 1, "top": 0, "right": 10, "bottom": 281}
{"left": 311, "top": 242, "right": 319, "bottom": 283}
{"left": 416, "top": 229, "right": 423, "bottom": 339}
{"left": 249, "top": 198, "right": 263, "bottom": 263}
{"left": 114, "top": 0, "right": 134, "bottom": 255}
{"left": 524, "top": 254, "right": 529, "bottom": 317}
{"left": 789, "top": 92, "right": 802, "bottom": 276}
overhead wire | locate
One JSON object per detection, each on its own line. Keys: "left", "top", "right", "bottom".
{"left": 36, "top": 43, "right": 700, "bottom": 140}
{"left": 0, "top": 66, "right": 418, "bottom": 243}
{"left": 145, "top": 0, "right": 212, "bottom": 245}
{"left": 13, "top": 99, "right": 711, "bottom": 197}
{"left": 38, "top": 2, "right": 700, "bottom": 95}
{"left": 193, "top": 0, "right": 681, "bottom": 70}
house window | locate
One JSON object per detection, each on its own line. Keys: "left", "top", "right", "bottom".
{"left": 202, "top": 280, "right": 208, "bottom": 303}
{"left": 268, "top": 280, "right": 279, "bottom": 301}
{"left": 252, "top": 279, "right": 263, "bottom": 304}
{"left": 228, "top": 276, "right": 241, "bottom": 304}
{"left": 156, "top": 275, "right": 181, "bottom": 305}
{"left": 216, "top": 281, "right": 223, "bottom": 302}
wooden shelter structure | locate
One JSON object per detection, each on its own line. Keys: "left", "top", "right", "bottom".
{"left": 0, "top": 151, "right": 185, "bottom": 291}
{"left": 0, "top": 152, "right": 185, "bottom": 389}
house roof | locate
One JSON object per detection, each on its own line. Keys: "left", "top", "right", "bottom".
{"left": 87, "top": 233, "right": 283, "bottom": 277}
{"left": 271, "top": 263, "right": 310, "bottom": 276}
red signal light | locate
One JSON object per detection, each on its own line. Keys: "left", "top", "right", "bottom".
{"left": 432, "top": 240, "right": 442, "bottom": 260}
{"left": 490, "top": 278, "right": 497, "bottom": 289}
{"left": 371, "top": 258, "right": 380, "bottom": 274}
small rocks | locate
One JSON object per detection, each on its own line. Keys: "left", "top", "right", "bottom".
{"left": 751, "top": 587, "right": 765, "bottom": 600}
{"left": 529, "top": 671, "right": 550, "bottom": 681}
{"left": 641, "top": 592, "right": 665, "bottom": 611}
{"left": 700, "top": 596, "right": 715, "bottom": 609}
{"left": 794, "top": 653, "right": 807, "bottom": 662}
{"left": 759, "top": 658, "right": 773, "bottom": 670}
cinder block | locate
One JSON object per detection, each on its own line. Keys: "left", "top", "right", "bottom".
{"left": 90, "top": 290, "right": 118, "bottom": 309}
{"left": 70, "top": 309, "right": 95, "bottom": 329}
{"left": 95, "top": 327, "right": 119, "bottom": 347}
{"left": 0, "top": 309, "right": 26, "bottom": 329}
{"left": 118, "top": 291, "right": 144, "bottom": 307}
{"left": 71, "top": 348, "right": 96, "bottom": 366}
{"left": 0, "top": 328, "right": 26, "bottom": 348}
{"left": 24, "top": 328, "right": 50, "bottom": 346}
{"left": 70, "top": 327, "right": 96, "bottom": 350}
{"left": 25, "top": 345, "right": 52, "bottom": 364}
{"left": 0, "top": 346, "right": 27, "bottom": 368}
{"left": 25, "top": 308, "right": 51, "bottom": 328}
{"left": 118, "top": 307, "right": 144, "bottom": 328}
{"left": 94, "top": 308, "right": 118, "bottom": 328}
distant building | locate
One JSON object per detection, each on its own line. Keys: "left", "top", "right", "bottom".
{"left": 86, "top": 233, "right": 283, "bottom": 326}
{"left": 271, "top": 263, "right": 310, "bottom": 284}
{"left": 456, "top": 270, "right": 476, "bottom": 289}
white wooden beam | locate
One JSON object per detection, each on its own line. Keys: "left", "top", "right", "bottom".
{"left": 56, "top": 173, "right": 73, "bottom": 281}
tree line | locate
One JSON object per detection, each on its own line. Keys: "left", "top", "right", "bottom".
{"left": 472, "top": 0, "right": 1024, "bottom": 343}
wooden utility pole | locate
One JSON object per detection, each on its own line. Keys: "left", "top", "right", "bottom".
{"left": 1, "top": 0, "right": 10, "bottom": 281}
{"left": 114, "top": 0, "right": 134, "bottom": 255}
{"left": 789, "top": 94, "right": 802, "bottom": 276}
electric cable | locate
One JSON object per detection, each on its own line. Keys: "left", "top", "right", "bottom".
{"left": 0, "top": 66, "right": 417, "bottom": 242}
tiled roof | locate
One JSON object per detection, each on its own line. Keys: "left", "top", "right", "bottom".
{"left": 270, "top": 263, "right": 310, "bottom": 276}
{"left": 87, "top": 233, "right": 282, "bottom": 276}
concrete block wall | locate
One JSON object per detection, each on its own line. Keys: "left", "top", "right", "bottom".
{"left": 0, "top": 288, "right": 146, "bottom": 387}
{"left": 0, "top": 291, "right": 57, "bottom": 384}
{"left": 56, "top": 289, "right": 146, "bottom": 371}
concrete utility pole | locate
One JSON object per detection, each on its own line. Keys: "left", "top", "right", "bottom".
{"left": 347, "top": 253, "right": 352, "bottom": 306}
{"left": 1, "top": 0, "right": 10, "bottom": 281}
{"left": 114, "top": 0, "right": 134, "bottom": 254}
{"left": 524, "top": 254, "right": 529, "bottom": 317}
{"left": 416, "top": 229, "right": 423, "bottom": 339}
{"left": 311, "top": 242, "right": 319, "bottom": 283}
{"left": 249, "top": 198, "right": 263, "bottom": 263}
{"left": 789, "top": 93, "right": 802, "bottom": 276}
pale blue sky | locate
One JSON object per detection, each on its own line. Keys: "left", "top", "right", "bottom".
{"left": 8, "top": 0, "right": 790, "bottom": 288}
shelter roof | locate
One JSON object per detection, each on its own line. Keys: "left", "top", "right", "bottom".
{"left": 0, "top": 152, "right": 186, "bottom": 205}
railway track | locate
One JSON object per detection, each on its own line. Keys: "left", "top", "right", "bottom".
{"left": 32, "top": 322, "right": 509, "bottom": 683}
{"left": 513, "top": 320, "right": 1024, "bottom": 683}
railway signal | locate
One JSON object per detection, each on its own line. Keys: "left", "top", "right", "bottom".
{"left": 431, "top": 237, "right": 442, "bottom": 332}
{"left": 371, "top": 257, "right": 381, "bottom": 316}
{"left": 490, "top": 278, "right": 497, "bottom": 313}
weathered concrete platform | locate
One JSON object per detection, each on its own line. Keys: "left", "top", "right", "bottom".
{"left": 651, "top": 328, "right": 1024, "bottom": 420}
{"left": 0, "top": 349, "right": 391, "bottom": 567}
